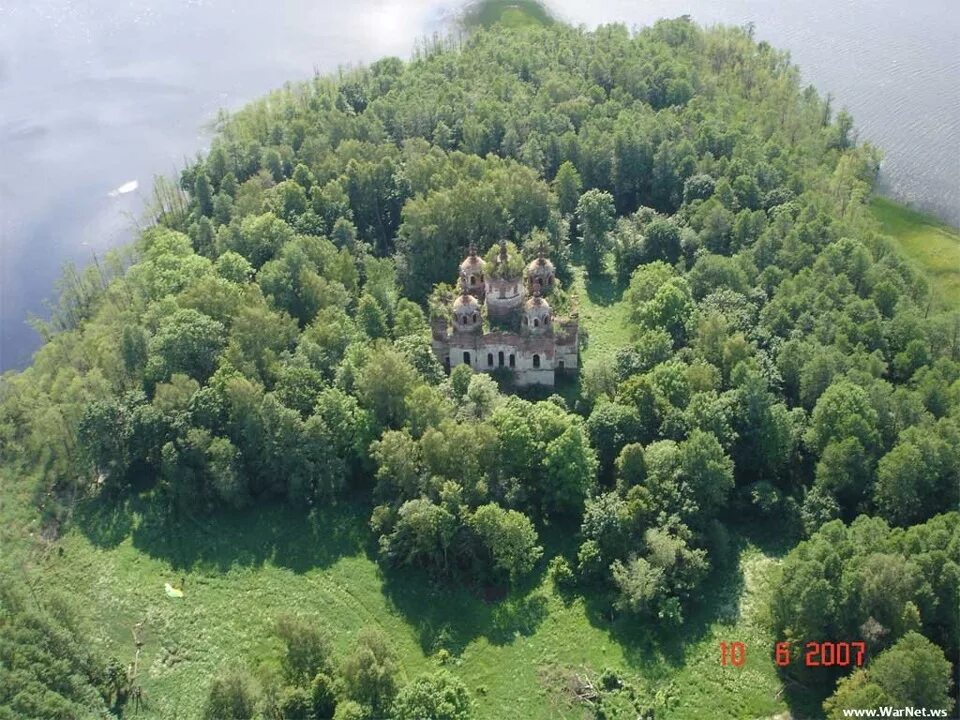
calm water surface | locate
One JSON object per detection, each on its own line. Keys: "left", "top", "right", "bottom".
{"left": 1, "top": 0, "right": 957, "bottom": 370}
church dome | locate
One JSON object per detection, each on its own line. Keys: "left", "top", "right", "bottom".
{"left": 526, "top": 245, "right": 555, "bottom": 291}
{"left": 459, "top": 244, "right": 486, "bottom": 290}
{"left": 452, "top": 288, "right": 481, "bottom": 330}
{"left": 522, "top": 290, "right": 552, "bottom": 333}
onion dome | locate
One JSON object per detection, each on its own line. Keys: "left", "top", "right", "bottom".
{"left": 526, "top": 243, "right": 556, "bottom": 291}
{"left": 452, "top": 282, "right": 482, "bottom": 330}
{"left": 459, "top": 244, "right": 486, "bottom": 289}
{"left": 522, "top": 287, "right": 552, "bottom": 332}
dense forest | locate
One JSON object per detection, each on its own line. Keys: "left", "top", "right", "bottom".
{"left": 1, "top": 12, "right": 957, "bottom": 720}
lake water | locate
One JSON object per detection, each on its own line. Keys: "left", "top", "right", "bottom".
{"left": 1, "top": 0, "right": 957, "bottom": 371}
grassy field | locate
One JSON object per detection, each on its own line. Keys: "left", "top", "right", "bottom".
{"left": 871, "top": 197, "right": 960, "bottom": 310}
{"left": 20, "top": 493, "right": 791, "bottom": 720}
{"left": 568, "top": 266, "right": 632, "bottom": 367}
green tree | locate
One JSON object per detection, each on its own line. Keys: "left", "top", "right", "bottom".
{"left": 643, "top": 217, "right": 682, "bottom": 264}
{"left": 677, "top": 429, "right": 734, "bottom": 518}
{"left": 145, "top": 308, "right": 226, "bottom": 384}
{"left": 468, "top": 503, "right": 543, "bottom": 582}
{"left": 194, "top": 171, "right": 214, "bottom": 216}
{"left": 542, "top": 423, "right": 598, "bottom": 515}
{"left": 358, "top": 293, "right": 389, "bottom": 340}
{"left": 576, "top": 189, "right": 616, "bottom": 275}
{"left": 393, "top": 670, "right": 474, "bottom": 720}
{"left": 553, "top": 161, "right": 583, "bottom": 216}
{"left": 587, "top": 402, "right": 642, "bottom": 480}
{"left": 824, "top": 633, "right": 955, "bottom": 718}
{"left": 202, "top": 668, "right": 259, "bottom": 720}
{"left": 341, "top": 627, "right": 399, "bottom": 713}
{"left": 356, "top": 343, "right": 421, "bottom": 430}
{"left": 274, "top": 613, "right": 333, "bottom": 686}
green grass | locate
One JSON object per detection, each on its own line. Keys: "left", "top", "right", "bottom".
{"left": 9, "top": 259, "right": 801, "bottom": 720}
{"left": 26, "top": 494, "right": 791, "bottom": 720}
{"left": 568, "top": 266, "right": 633, "bottom": 367}
{"left": 461, "top": 0, "right": 555, "bottom": 30}
{"left": 871, "top": 197, "right": 960, "bottom": 310}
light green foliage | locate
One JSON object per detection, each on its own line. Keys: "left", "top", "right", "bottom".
{"left": 393, "top": 670, "right": 474, "bottom": 720}
{"left": 274, "top": 613, "right": 333, "bottom": 685}
{"left": 230, "top": 211, "right": 296, "bottom": 268}
{"left": 576, "top": 189, "right": 616, "bottom": 275}
{"left": 468, "top": 503, "right": 543, "bottom": 582}
{"left": 805, "top": 380, "right": 880, "bottom": 455}
{"left": 130, "top": 227, "right": 213, "bottom": 299}
{"left": 215, "top": 250, "right": 254, "bottom": 283}
{"left": 146, "top": 308, "right": 226, "bottom": 384}
{"left": 341, "top": 627, "right": 399, "bottom": 713}
{"left": 871, "top": 198, "right": 960, "bottom": 310}
{"left": 552, "top": 160, "right": 582, "bottom": 216}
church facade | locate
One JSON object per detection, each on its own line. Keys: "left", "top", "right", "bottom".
{"left": 430, "top": 242, "right": 579, "bottom": 387}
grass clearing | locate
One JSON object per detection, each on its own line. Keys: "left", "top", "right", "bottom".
{"left": 26, "top": 493, "right": 790, "bottom": 720}
{"left": 871, "top": 197, "right": 960, "bottom": 310}
{"left": 568, "top": 266, "right": 633, "bottom": 367}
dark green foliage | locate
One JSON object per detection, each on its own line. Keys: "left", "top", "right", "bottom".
{"left": 771, "top": 513, "right": 959, "bottom": 681}
{"left": 824, "top": 632, "right": 955, "bottom": 718}
{"left": 310, "top": 673, "right": 338, "bottom": 719}
{"left": 0, "top": 580, "right": 117, "bottom": 720}
{"left": 202, "top": 668, "right": 259, "bottom": 720}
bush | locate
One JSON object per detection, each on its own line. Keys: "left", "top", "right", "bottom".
{"left": 275, "top": 613, "right": 333, "bottom": 685}
{"left": 392, "top": 670, "right": 474, "bottom": 720}
{"left": 548, "top": 556, "right": 576, "bottom": 590}
{"left": 202, "top": 668, "right": 259, "bottom": 720}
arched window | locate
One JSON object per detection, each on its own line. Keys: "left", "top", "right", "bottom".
{"left": 463, "top": 351, "right": 471, "bottom": 365}
{"left": 522, "top": 316, "right": 528, "bottom": 325}
{"left": 533, "top": 354, "right": 541, "bottom": 368}
{"left": 461, "top": 315, "right": 468, "bottom": 325}
{"left": 469, "top": 274, "right": 476, "bottom": 285}
{"left": 473, "top": 312, "right": 479, "bottom": 323}
{"left": 480, "top": 273, "right": 484, "bottom": 282}
{"left": 535, "top": 278, "right": 542, "bottom": 288}
{"left": 548, "top": 274, "right": 554, "bottom": 284}
{"left": 533, "top": 318, "right": 539, "bottom": 328}
{"left": 509, "top": 354, "right": 515, "bottom": 368}
{"left": 558, "top": 360, "right": 565, "bottom": 370}
{"left": 498, "top": 350, "right": 504, "bottom": 367}
{"left": 544, "top": 316, "right": 550, "bottom": 325}
{"left": 487, "top": 353, "right": 494, "bottom": 367}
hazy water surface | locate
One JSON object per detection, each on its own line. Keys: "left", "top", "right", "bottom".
{"left": 1, "top": 0, "right": 957, "bottom": 370}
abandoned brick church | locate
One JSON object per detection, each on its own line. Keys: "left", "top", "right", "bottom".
{"left": 430, "top": 241, "right": 579, "bottom": 386}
